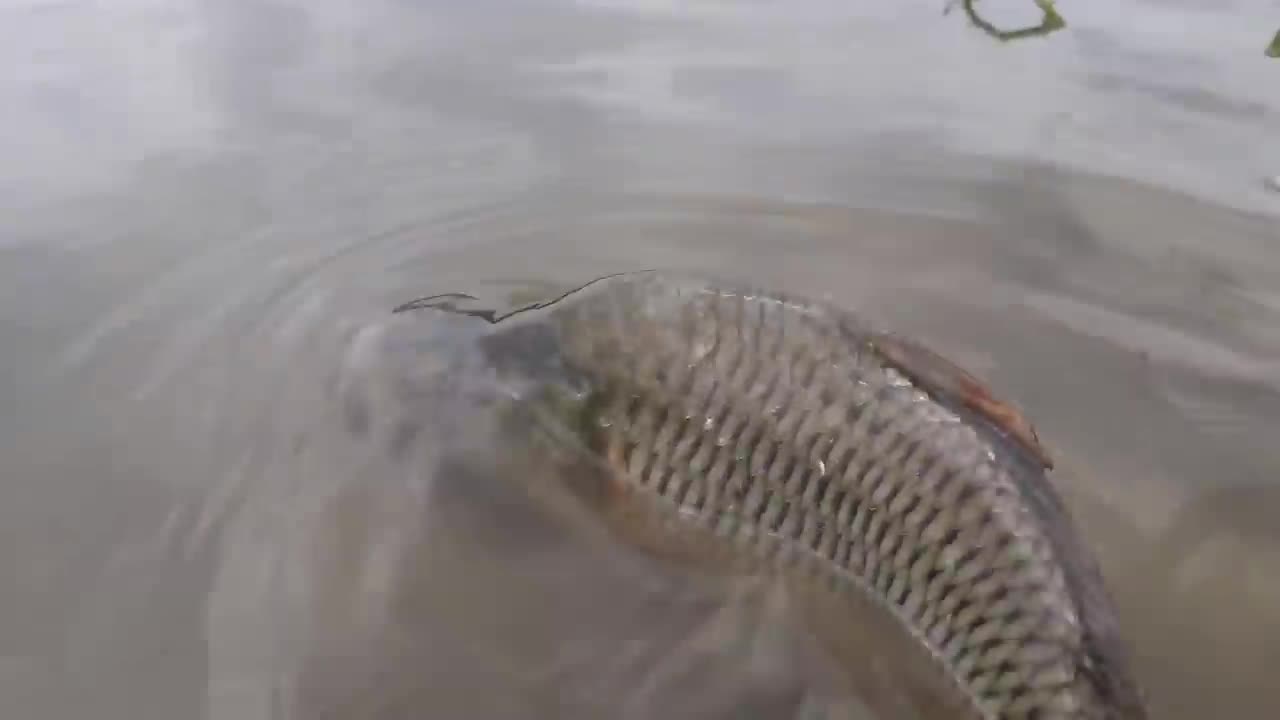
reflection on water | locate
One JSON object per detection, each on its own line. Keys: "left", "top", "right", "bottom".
{"left": 0, "top": 0, "right": 1278, "bottom": 719}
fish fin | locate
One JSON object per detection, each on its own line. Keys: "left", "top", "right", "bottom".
{"left": 789, "top": 581, "right": 982, "bottom": 720}
{"left": 867, "top": 332, "right": 1055, "bottom": 470}
{"left": 519, "top": 395, "right": 750, "bottom": 578}
{"left": 598, "top": 484, "right": 757, "bottom": 579}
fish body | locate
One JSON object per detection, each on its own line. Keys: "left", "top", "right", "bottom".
{"left": 396, "top": 271, "right": 1146, "bottom": 720}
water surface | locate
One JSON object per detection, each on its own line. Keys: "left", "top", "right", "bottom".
{"left": 1, "top": 0, "right": 1278, "bottom": 718}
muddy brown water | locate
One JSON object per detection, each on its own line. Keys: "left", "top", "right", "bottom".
{"left": 1, "top": 1, "right": 1278, "bottom": 718}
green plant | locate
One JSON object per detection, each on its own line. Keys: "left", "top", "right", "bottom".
{"left": 953, "top": 0, "right": 1066, "bottom": 42}
{"left": 956, "top": 1, "right": 1278, "bottom": 58}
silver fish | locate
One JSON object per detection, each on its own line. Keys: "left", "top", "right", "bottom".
{"left": 394, "top": 271, "right": 1147, "bottom": 720}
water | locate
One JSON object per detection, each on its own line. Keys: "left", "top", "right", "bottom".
{"left": 1, "top": 0, "right": 1277, "bottom": 717}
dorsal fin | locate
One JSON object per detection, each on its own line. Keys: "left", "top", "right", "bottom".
{"left": 868, "top": 333, "right": 1054, "bottom": 470}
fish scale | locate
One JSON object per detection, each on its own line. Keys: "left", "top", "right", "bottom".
{"left": 629, "top": 320, "right": 1039, "bottom": 695}
{"left": 404, "top": 272, "right": 1145, "bottom": 718}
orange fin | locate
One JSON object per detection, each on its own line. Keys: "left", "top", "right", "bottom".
{"left": 868, "top": 333, "right": 1054, "bottom": 470}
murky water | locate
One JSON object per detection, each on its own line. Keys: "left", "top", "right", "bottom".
{"left": 2, "top": 0, "right": 1278, "bottom": 718}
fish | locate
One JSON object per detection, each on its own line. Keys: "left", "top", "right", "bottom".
{"left": 393, "top": 270, "right": 1147, "bottom": 719}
